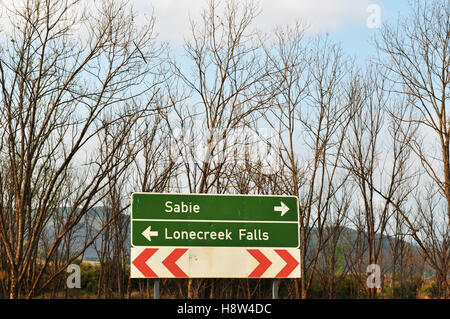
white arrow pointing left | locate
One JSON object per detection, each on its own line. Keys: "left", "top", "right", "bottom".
{"left": 274, "top": 201, "right": 289, "bottom": 217}
{"left": 142, "top": 226, "right": 159, "bottom": 241}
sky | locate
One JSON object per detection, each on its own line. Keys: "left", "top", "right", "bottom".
{"left": 0, "top": 0, "right": 424, "bottom": 171}
{"left": 0, "top": 0, "right": 445, "bottom": 221}
{"left": 0, "top": 0, "right": 413, "bottom": 62}
{"left": 132, "top": 0, "right": 413, "bottom": 62}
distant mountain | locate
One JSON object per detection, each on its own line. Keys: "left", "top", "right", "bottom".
{"left": 42, "top": 206, "right": 130, "bottom": 262}
{"left": 50, "top": 207, "right": 422, "bottom": 276}
{"left": 306, "top": 226, "right": 423, "bottom": 275}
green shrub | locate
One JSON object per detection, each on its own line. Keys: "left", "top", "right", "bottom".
{"left": 419, "top": 281, "right": 437, "bottom": 298}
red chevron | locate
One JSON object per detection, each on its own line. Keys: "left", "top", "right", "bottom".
{"left": 247, "top": 249, "right": 272, "bottom": 278}
{"left": 163, "top": 248, "right": 189, "bottom": 277}
{"left": 275, "top": 249, "right": 299, "bottom": 278}
{"left": 132, "top": 248, "right": 159, "bottom": 277}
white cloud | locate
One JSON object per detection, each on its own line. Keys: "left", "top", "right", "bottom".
{"left": 259, "top": 0, "right": 371, "bottom": 31}
{"left": 135, "top": 0, "right": 372, "bottom": 43}
{"left": 1, "top": 0, "right": 373, "bottom": 44}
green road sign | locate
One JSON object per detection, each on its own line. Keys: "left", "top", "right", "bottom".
{"left": 131, "top": 193, "right": 299, "bottom": 248}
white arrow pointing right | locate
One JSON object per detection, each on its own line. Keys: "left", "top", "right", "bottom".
{"left": 274, "top": 201, "right": 289, "bottom": 217}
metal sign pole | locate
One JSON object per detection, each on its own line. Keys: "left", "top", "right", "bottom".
{"left": 154, "top": 278, "right": 160, "bottom": 299}
{"left": 272, "top": 279, "right": 279, "bottom": 299}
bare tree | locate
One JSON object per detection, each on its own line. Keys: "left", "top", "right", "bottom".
{"left": 0, "top": 0, "right": 165, "bottom": 298}
{"left": 264, "top": 30, "right": 355, "bottom": 298}
{"left": 341, "top": 68, "right": 415, "bottom": 298}
{"left": 168, "top": 0, "right": 271, "bottom": 298}
{"left": 372, "top": 0, "right": 449, "bottom": 297}
{"left": 315, "top": 186, "right": 352, "bottom": 298}
{"left": 131, "top": 109, "right": 179, "bottom": 299}
{"left": 92, "top": 113, "right": 144, "bottom": 299}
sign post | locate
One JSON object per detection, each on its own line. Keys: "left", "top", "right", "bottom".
{"left": 154, "top": 278, "right": 160, "bottom": 299}
{"left": 130, "top": 193, "right": 300, "bottom": 281}
{"left": 272, "top": 279, "right": 279, "bottom": 299}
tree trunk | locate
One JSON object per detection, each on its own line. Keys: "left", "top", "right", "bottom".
{"left": 9, "top": 271, "right": 18, "bottom": 299}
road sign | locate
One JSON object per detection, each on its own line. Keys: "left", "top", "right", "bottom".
{"left": 130, "top": 247, "right": 300, "bottom": 278}
{"left": 130, "top": 193, "right": 301, "bottom": 279}
{"left": 131, "top": 193, "right": 299, "bottom": 248}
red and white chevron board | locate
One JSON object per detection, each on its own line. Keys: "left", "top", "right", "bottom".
{"left": 131, "top": 247, "right": 300, "bottom": 278}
